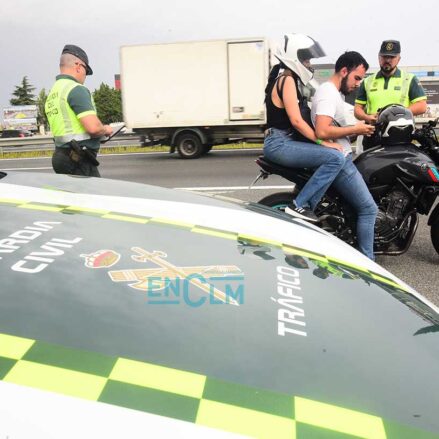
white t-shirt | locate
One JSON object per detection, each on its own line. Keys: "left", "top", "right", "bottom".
{"left": 311, "top": 82, "right": 352, "bottom": 155}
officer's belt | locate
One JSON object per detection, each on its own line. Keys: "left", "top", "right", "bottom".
{"left": 54, "top": 133, "right": 91, "bottom": 147}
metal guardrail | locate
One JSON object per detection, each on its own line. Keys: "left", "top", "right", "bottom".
{"left": 0, "top": 133, "right": 141, "bottom": 149}
{"left": 0, "top": 135, "right": 53, "bottom": 148}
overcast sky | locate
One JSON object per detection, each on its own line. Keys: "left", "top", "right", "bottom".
{"left": 1, "top": 0, "right": 439, "bottom": 114}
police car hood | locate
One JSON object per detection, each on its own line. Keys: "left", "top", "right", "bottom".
{"left": 0, "top": 172, "right": 438, "bottom": 439}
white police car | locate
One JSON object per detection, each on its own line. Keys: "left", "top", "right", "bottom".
{"left": 1, "top": 171, "right": 438, "bottom": 438}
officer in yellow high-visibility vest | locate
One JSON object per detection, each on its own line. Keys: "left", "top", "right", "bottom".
{"left": 354, "top": 40, "right": 427, "bottom": 149}
{"left": 45, "top": 45, "right": 112, "bottom": 176}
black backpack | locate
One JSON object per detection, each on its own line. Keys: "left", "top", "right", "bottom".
{"left": 275, "top": 74, "right": 314, "bottom": 144}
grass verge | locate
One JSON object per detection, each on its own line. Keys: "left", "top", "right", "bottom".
{"left": 0, "top": 142, "right": 262, "bottom": 160}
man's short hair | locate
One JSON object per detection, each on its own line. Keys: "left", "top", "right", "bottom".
{"left": 335, "top": 51, "right": 369, "bottom": 73}
{"left": 60, "top": 53, "right": 78, "bottom": 69}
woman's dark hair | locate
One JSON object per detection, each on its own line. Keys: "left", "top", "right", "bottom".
{"left": 264, "top": 63, "right": 283, "bottom": 96}
{"left": 264, "top": 62, "right": 299, "bottom": 99}
{"left": 334, "top": 51, "right": 369, "bottom": 73}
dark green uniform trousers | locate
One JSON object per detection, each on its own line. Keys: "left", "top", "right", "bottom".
{"left": 52, "top": 147, "right": 100, "bottom": 177}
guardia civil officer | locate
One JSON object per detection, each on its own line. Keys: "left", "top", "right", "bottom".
{"left": 354, "top": 40, "right": 427, "bottom": 149}
{"left": 45, "top": 45, "right": 112, "bottom": 176}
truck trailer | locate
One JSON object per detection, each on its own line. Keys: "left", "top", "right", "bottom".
{"left": 120, "top": 37, "right": 270, "bottom": 158}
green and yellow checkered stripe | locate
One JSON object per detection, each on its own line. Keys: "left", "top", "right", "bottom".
{"left": 0, "top": 197, "right": 410, "bottom": 294}
{"left": 1, "top": 332, "right": 436, "bottom": 438}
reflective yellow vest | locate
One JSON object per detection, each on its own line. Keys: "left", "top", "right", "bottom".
{"left": 45, "top": 78, "right": 94, "bottom": 147}
{"left": 364, "top": 71, "right": 413, "bottom": 114}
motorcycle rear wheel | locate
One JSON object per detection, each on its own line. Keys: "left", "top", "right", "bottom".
{"left": 258, "top": 191, "right": 298, "bottom": 211}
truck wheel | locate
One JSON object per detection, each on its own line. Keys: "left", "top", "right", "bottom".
{"left": 176, "top": 133, "right": 204, "bottom": 159}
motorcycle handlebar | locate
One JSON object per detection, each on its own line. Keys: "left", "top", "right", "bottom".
{"left": 428, "top": 118, "right": 438, "bottom": 128}
{"left": 412, "top": 126, "right": 439, "bottom": 150}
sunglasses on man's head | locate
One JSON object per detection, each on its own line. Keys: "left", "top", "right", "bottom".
{"left": 75, "top": 62, "right": 86, "bottom": 71}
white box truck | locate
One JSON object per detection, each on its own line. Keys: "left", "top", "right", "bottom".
{"left": 120, "top": 37, "right": 270, "bottom": 158}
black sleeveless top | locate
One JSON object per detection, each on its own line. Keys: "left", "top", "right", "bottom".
{"left": 266, "top": 74, "right": 304, "bottom": 130}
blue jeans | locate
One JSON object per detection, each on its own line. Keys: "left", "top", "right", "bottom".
{"left": 263, "top": 128, "right": 345, "bottom": 210}
{"left": 332, "top": 154, "right": 378, "bottom": 260}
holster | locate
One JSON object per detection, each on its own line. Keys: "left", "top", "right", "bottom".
{"left": 70, "top": 140, "right": 100, "bottom": 166}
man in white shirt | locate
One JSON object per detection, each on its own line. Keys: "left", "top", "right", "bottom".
{"left": 311, "top": 51, "right": 378, "bottom": 260}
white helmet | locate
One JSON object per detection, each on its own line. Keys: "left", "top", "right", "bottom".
{"left": 274, "top": 34, "right": 326, "bottom": 85}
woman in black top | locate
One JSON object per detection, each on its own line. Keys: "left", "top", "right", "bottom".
{"left": 264, "top": 34, "right": 345, "bottom": 222}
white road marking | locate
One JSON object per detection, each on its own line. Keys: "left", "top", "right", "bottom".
{"left": 176, "top": 185, "right": 294, "bottom": 191}
{"left": 1, "top": 166, "right": 53, "bottom": 170}
{"left": 0, "top": 172, "right": 292, "bottom": 191}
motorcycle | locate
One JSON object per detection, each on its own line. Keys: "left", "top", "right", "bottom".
{"left": 252, "top": 113, "right": 439, "bottom": 256}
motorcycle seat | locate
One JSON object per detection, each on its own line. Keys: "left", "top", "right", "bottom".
{"left": 256, "top": 155, "right": 314, "bottom": 179}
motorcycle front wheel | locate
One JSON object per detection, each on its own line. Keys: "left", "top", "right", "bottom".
{"left": 431, "top": 221, "right": 439, "bottom": 255}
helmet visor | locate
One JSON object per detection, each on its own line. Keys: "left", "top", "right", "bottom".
{"left": 297, "top": 41, "right": 326, "bottom": 62}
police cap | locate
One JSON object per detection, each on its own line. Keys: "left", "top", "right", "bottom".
{"left": 62, "top": 44, "right": 93, "bottom": 75}
{"left": 379, "top": 40, "right": 401, "bottom": 57}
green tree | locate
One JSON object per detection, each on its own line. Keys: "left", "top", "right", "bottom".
{"left": 93, "top": 83, "right": 122, "bottom": 124}
{"left": 10, "top": 76, "right": 37, "bottom": 105}
{"left": 37, "top": 88, "right": 48, "bottom": 128}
